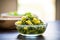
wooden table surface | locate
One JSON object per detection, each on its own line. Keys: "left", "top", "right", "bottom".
{"left": 0, "top": 21, "right": 60, "bottom": 40}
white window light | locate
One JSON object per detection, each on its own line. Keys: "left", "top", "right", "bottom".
{"left": 17, "top": 0, "right": 56, "bottom": 22}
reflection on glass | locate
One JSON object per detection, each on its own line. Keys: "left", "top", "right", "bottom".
{"left": 17, "top": 34, "right": 45, "bottom": 40}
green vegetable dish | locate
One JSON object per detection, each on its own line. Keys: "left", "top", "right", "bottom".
{"left": 16, "top": 25, "right": 46, "bottom": 34}
{"left": 15, "top": 12, "right": 47, "bottom": 36}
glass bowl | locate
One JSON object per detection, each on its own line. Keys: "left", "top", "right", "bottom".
{"left": 15, "top": 22, "right": 47, "bottom": 36}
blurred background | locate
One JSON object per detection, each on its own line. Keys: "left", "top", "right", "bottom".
{"left": 0, "top": 0, "right": 60, "bottom": 29}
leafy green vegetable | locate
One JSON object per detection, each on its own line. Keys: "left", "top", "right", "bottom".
{"left": 8, "top": 11, "right": 21, "bottom": 16}
{"left": 16, "top": 26, "right": 46, "bottom": 34}
{"left": 24, "top": 12, "right": 32, "bottom": 17}
{"left": 13, "top": 11, "right": 19, "bottom": 16}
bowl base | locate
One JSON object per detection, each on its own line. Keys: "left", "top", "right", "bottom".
{"left": 19, "top": 33, "right": 42, "bottom": 37}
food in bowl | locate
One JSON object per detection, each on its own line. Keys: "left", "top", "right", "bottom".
{"left": 15, "top": 12, "right": 47, "bottom": 36}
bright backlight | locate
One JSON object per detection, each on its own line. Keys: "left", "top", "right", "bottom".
{"left": 18, "top": 0, "right": 56, "bottom": 22}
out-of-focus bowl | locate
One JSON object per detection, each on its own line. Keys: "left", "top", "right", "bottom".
{"left": 0, "top": 16, "right": 21, "bottom": 29}
{"left": 15, "top": 22, "right": 47, "bottom": 36}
